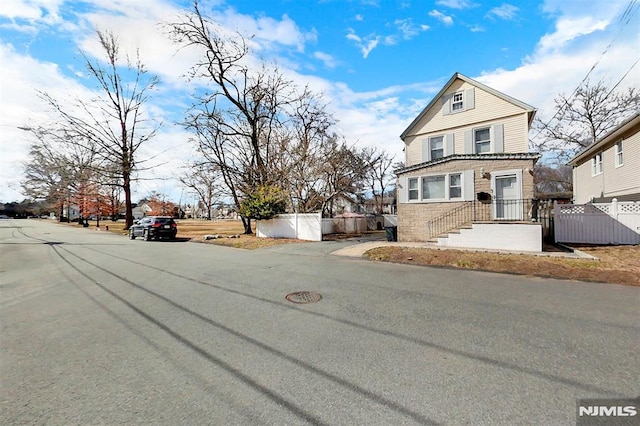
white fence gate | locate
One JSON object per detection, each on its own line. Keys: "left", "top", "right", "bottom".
{"left": 554, "top": 200, "right": 640, "bottom": 244}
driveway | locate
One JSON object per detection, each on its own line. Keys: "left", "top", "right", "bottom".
{"left": 1, "top": 219, "right": 638, "bottom": 424}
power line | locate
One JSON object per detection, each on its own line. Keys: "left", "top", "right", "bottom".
{"left": 604, "top": 57, "right": 640, "bottom": 99}
{"left": 530, "top": 0, "right": 639, "bottom": 142}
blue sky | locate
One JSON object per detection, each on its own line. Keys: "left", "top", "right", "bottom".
{"left": 1, "top": 0, "right": 638, "bottom": 203}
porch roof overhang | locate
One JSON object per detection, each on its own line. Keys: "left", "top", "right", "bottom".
{"left": 394, "top": 153, "right": 541, "bottom": 175}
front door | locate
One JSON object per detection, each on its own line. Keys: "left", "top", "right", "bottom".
{"left": 494, "top": 174, "right": 522, "bottom": 220}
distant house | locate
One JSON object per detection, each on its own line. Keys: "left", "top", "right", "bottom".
{"left": 567, "top": 112, "right": 640, "bottom": 203}
{"left": 61, "top": 202, "right": 81, "bottom": 221}
{"left": 395, "top": 72, "right": 542, "bottom": 251}
{"left": 132, "top": 203, "right": 152, "bottom": 220}
{"left": 325, "top": 194, "right": 362, "bottom": 216}
{"left": 363, "top": 195, "right": 396, "bottom": 215}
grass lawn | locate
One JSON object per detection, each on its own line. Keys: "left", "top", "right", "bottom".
{"left": 74, "top": 218, "right": 307, "bottom": 249}
{"left": 363, "top": 245, "right": 640, "bottom": 286}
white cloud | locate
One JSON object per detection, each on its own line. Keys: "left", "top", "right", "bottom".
{"left": 435, "top": 0, "right": 477, "bottom": 9}
{"left": 346, "top": 29, "right": 380, "bottom": 58}
{"left": 0, "top": 42, "right": 91, "bottom": 202}
{"left": 537, "top": 17, "right": 608, "bottom": 54}
{"left": 477, "top": 24, "right": 640, "bottom": 145}
{"left": 0, "top": 0, "right": 64, "bottom": 26}
{"left": 394, "top": 18, "right": 430, "bottom": 40}
{"left": 486, "top": 3, "right": 519, "bottom": 20}
{"left": 428, "top": 10, "right": 454, "bottom": 26}
{"left": 313, "top": 51, "right": 338, "bottom": 68}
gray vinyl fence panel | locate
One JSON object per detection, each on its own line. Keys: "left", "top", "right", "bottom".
{"left": 554, "top": 201, "right": 640, "bottom": 245}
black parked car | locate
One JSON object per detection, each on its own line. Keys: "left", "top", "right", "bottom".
{"left": 129, "top": 216, "right": 177, "bottom": 241}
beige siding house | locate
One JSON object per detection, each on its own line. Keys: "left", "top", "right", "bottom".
{"left": 396, "top": 73, "right": 540, "bottom": 245}
{"left": 568, "top": 112, "right": 640, "bottom": 204}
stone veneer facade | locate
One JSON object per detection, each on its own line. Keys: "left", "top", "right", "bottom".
{"left": 397, "top": 157, "right": 536, "bottom": 242}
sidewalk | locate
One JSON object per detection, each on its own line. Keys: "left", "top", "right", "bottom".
{"left": 330, "top": 241, "right": 597, "bottom": 259}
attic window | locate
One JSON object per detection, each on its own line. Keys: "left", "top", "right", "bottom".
{"left": 443, "top": 88, "right": 474, "bottom": 115}
{"left": 452, "top": 92, "right": 464, "bottom": 111}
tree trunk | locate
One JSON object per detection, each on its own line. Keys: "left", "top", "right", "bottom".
{"left": 123, "top": 174, "right": 133, "bottom": 229}
{"left": 241, "top": 216, "right": 253, "bottom": 234}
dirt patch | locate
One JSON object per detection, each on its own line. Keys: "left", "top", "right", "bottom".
{"left": 322, "top": 231, "right": 385, "bottom": 241}
{"left": 363, "top": 245, "right": 640, "bottom": 286}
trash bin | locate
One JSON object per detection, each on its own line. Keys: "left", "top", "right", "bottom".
{"left": 385, "top": 226, "right": 397, "bottom": 242}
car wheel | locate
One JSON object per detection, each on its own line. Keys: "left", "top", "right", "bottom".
{"left": 144, "top": 229, "right": 151, "bottom": 241}
{"left": 129, "top": 229, "right": 136, "bottom": 240}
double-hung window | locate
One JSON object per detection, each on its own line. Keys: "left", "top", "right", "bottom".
{"left": 449, "top": 174, "right": 462, "bottom": 198}
{"left": 430, "top": 136, "right": 444, "bottom": 160}
{"left": 592, "top": 152, "right": 603, "bottom": 175}
{"left": 615, "top": 141, "right": 623, "bottom": 167}
{"left": 475, "top": 127, "right": 491, "bottom": 154}
{"left": 452, "top": 92, "right": 464, "bottom": 111}
{"left": 408, "top": 178, "right": 419, "bottom": 200}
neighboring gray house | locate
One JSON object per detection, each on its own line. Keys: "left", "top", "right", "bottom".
{"left": 568, "top": 112, "right": 640, "bottom": 203}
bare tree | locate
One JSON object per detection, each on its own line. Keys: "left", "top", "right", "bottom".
{"left": 179, "top": 163, "right": 222, "bottom": 220}
{"left": 170, "top": 1, "right": 380, "bottom": 226}
{"left": 533, "top": 164, "right": 573, "bottom": 194}
{"left": 22, "top": 128, "right": 101, "bottom": 221}
{"left": 319, "top": 140, "right": 373, "bottom": 217}
{"left": 169, "top": 2, "right": 312, "bottom": 232}
{"left": 534, "top": 78, "right": 639, "bottom": 161}
{"left": 38, "top": 30, "right": 160, "bottom": 229}
{"left": 282, "top": 90, "right": 337, "bottom": 213}
{"left": 366, "top": 149, "right": 395, "bottom": 214}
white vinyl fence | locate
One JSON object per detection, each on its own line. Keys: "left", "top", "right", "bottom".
{"left": 554, "top": 200, "right": 640, "bottom": 244}
{"left": 256, "top": 213, "right": 322, "bottom": 241}
{"left": 258, "top": 213, "right": 391, "bottom": 241}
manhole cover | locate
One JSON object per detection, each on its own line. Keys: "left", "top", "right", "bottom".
{"left": 285, "top": 291, "right": 322, "bottom": 304}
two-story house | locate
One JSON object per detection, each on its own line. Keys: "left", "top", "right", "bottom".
{"left": 395, "top": 73, "right": 541, "bottom": 250}
{"left": 568, "top": 112, "right": 640, "bottom": 204}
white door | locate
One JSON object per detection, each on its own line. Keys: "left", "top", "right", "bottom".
{"left": 494, "top": 174, "right": 522, "bottom": 220}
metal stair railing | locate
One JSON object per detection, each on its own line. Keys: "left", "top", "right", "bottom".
{"left": 426, "top": 202, "right": 474, "bottom": 240}
{"left": 426, "top": 199, "right": 537, "bottom": 240}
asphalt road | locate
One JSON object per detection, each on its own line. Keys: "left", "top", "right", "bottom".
{"left": 1, "top": 219, "right": 638, "bottom": 425}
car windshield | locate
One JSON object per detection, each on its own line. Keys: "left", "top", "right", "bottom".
{"left": 154, "top": 217, "right": 174, "bottom": 224}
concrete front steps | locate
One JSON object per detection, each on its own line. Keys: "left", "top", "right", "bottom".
{"left": 430, "top": 221, "right": 542, "bottom": 252}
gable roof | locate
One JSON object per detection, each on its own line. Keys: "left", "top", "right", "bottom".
{"left": 400, "top": 72, "right": 537, "bottom": 141}
{"left": 567, "top": 112, "right": 640, "bottom": 166}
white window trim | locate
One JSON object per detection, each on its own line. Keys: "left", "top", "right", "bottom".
{"left": 474, "top": 127, "right": 491, "bottom": 154}
{"left": 407, "top": 171, "right": 468, "bottom": 203}
{"left": 408, "top": 177, "right": 419, "bottom": 201}
{"left": 422, "top": 133, "right": 454, "bottom": 162}
{"left": 592, "top": 152, "right": 603, "bottom": 176}
{"left": 465, "top": 123, "right": 503, "bottom": 154}
{"left": 615, "top": 140, "right": 623, "bottom": 168}
{"left": 429, "top": 135, "right": 444, "bottom": 160}
{"left": 451, "top": 91, "right": 464, "bottom": 112}
{"left": 443, "top": 88, "right": 475, "bottom": 115}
